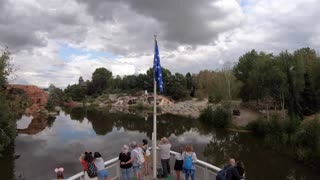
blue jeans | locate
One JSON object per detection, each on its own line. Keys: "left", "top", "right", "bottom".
{"left": 121, "top": 168, "right": 131, "bottom": 180}
{"left": 184, "top": 169, "right": 195, "bottom": 180}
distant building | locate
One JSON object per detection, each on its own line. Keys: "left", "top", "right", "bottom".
{"left": 78, "top": 76, "right": 87, "bottom": 87}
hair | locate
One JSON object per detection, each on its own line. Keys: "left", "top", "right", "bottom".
{"left": 94, "top": 152, "right": 102, "bottom": 158}
{"left": 161, "top": 137, "right": 170, "bottom": 144}
{"left": 131, "top": 141, "right": 137, "bottom": 148}
{"left": 122, "top": 144, "right": 129, "bottom": 154}
{"left": 84, "top": 152, "right": 93, "bottom": 163}
{"left": 186, "top": 144, "right": 193, "bottom": 152}
{"left": 178, "top": 146, "right": 184, "bottom": 154}
{"left": 142, "top": 139, "right": 148, "bottom": 145}
{"left": 56, "top": 171, "right": 63, "bottom": 179}
{"left": 54, "top": 168, "right": 64, "bottom": 179}
{"left": 236, "top": 161, "right": 245, "bottom": 176}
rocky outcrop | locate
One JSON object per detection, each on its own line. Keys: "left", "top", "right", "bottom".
{"left": 7, "top": 84, "right": 48, "bottom": 116}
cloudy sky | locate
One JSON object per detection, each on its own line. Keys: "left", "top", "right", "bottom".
{"left": 1, "top": 0, "right": 320, "bottom": 87}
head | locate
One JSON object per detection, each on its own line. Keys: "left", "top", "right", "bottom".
{"left": 142, "top": 139, "right": 148, "bottom": 145}
{"left": 236, "top": 161, "right": 245, "bottom": 169}
{"left": 229, "top": 158, "right": 236, "bottom": 166}
{"left": 186, "top": 144, "right": 193, "bottom": 152}
{"left": 131, "top": 141, "right": 137, "bottom": 148}
{"left": 122, "top": 144, "right": 129, "bottom": 154}
{"left": 54, "top": 167, "right": 64, "bottom": 179}
{"left": 94, "top": 152, "right": 102, "bottom": 159}
{"left": 161, "top": 137, "right": 169, "bottom": 144}
{"left": 84, "top": 151, "right": 93, "bottom": 163}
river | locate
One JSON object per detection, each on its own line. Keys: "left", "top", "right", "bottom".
{"left": 0, "top": 107, "right": 319, "bottom": 180}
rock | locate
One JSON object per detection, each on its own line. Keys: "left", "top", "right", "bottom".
{"left": 7, "top": 84, "right": 48, "bottom": 116}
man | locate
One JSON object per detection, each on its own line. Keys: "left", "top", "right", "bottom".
{"left": 158, "top": 137, "right": 171, "bottom": 178}
{"left": 226, "top": 158, "right": 242, "bottom": 180}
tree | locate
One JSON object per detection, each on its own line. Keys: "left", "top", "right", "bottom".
{"left": 90, "top": 67, "right": 112, "bottom": 94}
{"left": 0, "top": 48, "right": 15, "bottom": 155}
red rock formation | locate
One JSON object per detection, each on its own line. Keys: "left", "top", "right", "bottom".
{"left": 7, "top": 84, "right": 48, "bottom": 116}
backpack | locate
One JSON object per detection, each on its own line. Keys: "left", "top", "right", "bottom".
{"left": 145, "top": 148, "right": 151, "bottom": 156}
{"left": 183, "top": 152, "right": 193, "bottom": 169}
{"left": 157, "top": 168, "right": 164, "bottom": 178}
{"left": 87, "top": 162, "right": 98, "bottom": 178}
{"left": 134, "top": 148, "right": 145, "bottom": 165}
{"left": 216, "top": 166, "right": 232, "bottom": 180}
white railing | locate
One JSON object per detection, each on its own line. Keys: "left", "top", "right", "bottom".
{"left": 67, "top": 150, "right": 221, "bottom": 180}
{"left": 66, "top": 157, "right": 120, "bottom": 180}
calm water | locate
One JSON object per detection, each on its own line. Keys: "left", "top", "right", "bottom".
{"left": 1, "top": 108, "right": 319, "bottom": 180}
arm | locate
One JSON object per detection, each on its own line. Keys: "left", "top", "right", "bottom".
{"left": 192, "top": 152, "right": 198, "bottom": 163}
{"left": 232, "top": 168, "right": 242, "bottom": 180}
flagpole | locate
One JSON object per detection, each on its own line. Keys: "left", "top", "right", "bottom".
{"left": 152, "top": 34, "right": 158, "bottom": 179}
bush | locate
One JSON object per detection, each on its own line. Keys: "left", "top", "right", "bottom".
{"left": 199, "top": 106, "right": 231, "bottom": 128}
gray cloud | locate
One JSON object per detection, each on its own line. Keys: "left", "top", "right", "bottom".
{"left": 1, "top": 0, "right": 320, "bottom": 87}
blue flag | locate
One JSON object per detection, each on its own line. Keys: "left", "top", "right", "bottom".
{"left": 154, "top": 40, "right": 164, "bottom": 93}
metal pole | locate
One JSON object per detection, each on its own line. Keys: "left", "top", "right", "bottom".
{"left": 152, "top": 35, "right": 157, "bottom": 179}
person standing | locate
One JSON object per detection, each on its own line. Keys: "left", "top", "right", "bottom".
{"left": 141, "top": 139, "right": 150, "bottom": 176}
{"left": 119, "top": 145, "right": 132, "bottom": 180}
{"left": 158, "top": 137, "right": 172, "bottom": 178}
{"left": 124, "top": 141, "right": 144, "bottom": 180}
{"left": 225, "top": 159, "right": 242, "bottom": 180}
{"left": 93, "top": 152, "right": 110, "bottom": 180}
{"left": 174, "top": 146, "right": 184, "bottom": 180}
{"left": 182, "top": 144, "right": 197, "bottom": 180}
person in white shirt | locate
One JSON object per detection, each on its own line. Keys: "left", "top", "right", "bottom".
{"left": 158, "top": 137, "right": 172, "bottom": 178}
{"left": 174, "top": 146, "right": 184, "bottom": 180}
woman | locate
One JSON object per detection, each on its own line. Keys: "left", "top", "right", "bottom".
{"left": 141, "top": 139, "right": 150, "bottom": 175}
{"left": 79, "top": 152, "right": 88, "bottom": 172}
{"left": 94, "top": 152, "right": 110, "bottom": 180}
{"left": 119, "top": 145, "right": 132, "bottom": 180}
{"left": 182, "top": 144, "right": 197, "bottom": 180}
{"left": 235, "top": 161, "right": 245, "bottom": 177}
{"left": 174, "top": 146, "right": 184, "bottom": 180}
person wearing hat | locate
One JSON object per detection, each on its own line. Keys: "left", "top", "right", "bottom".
{"left": 118, "top": 144, "right": 132, "bottom": 180}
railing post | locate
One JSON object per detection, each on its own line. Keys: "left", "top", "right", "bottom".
{"left": 116, "top": 161, "right": 121, "bottom": 179}
{"left": 204, "top": 166, "right": 209, "bottom": 180}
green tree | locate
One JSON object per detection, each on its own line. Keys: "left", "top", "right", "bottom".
{"left": 89, "top": 67, "right": 112, "bottom": 94}
{"left": 0, "top": 48, "right": 15, "bottom": 155}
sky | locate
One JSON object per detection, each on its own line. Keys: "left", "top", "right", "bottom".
{"left": 1, "top": 0, "right": 320, "bottom": 88}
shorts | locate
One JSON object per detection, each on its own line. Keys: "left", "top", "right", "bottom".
{"left": 132, "top": 166, "right": 141, "bottom": 174}
{"left": 144, "top": 155, "right": 150, "bottom": 161}
{"left": 97, "top": 169, "right": 109, "bottom": 179}
{"left": 174, "top": 160, "right": 183, "bottom": 171}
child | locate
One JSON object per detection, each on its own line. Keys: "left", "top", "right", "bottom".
{"left": 54, "top": 167, "right": 64, "bottom": 180}
{"left": 174, "top": 147, "right": 184, "bottom": 180}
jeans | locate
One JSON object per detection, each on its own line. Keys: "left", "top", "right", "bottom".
{"left": 184, "top": 169, "right": 195, "bottom": 180}
{"left": 161, "top": 158, "right": 171, "bottom": 177}
{"left": 121, "top": 168, "right": 131, "bottom": 180}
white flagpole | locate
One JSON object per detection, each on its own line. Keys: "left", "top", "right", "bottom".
{"left": 152, "top": 34, "right": 157, "bottom": 179}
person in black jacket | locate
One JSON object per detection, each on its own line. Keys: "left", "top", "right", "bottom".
{"left": 225, "top": 159, "right": 242, "bottom": 180}
{"left": 119, "top": 145, "right": 132, "bottom": 180}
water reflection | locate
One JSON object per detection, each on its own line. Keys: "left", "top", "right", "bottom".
{"left": 1, "top": 108, "right": 319, "bottom": 180}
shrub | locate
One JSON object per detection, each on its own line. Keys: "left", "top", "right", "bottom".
{"left": 199, "top": 106, "right": 231, "bottom": 128}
